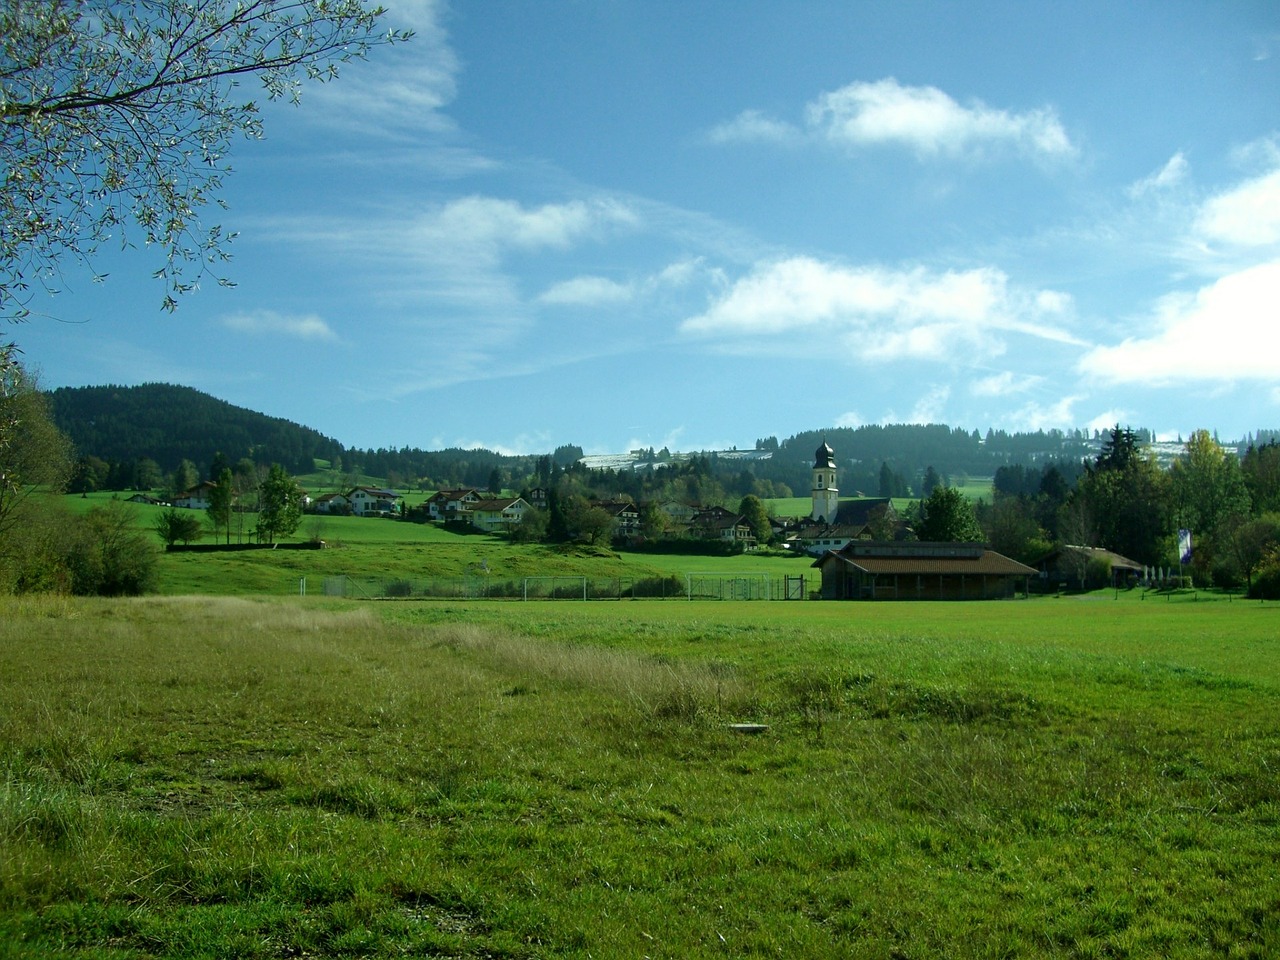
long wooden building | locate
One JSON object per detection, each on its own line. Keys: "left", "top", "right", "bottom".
{"left": 813, "top": 541, "right": 1036, "bottom": 600}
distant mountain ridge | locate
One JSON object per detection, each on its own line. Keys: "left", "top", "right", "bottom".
{"left": 47, "top": 383, "right": 343, "bottom": 477}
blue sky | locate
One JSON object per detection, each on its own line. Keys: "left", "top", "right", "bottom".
{"left": 15, "top": 1, "right": 1280, "bottom": 455}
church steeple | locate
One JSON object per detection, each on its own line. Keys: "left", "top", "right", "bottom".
{"left": 812, "top": 439, "right": 839, "bottom": 523}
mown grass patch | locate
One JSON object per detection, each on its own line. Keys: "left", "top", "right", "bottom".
{"left": 2, "top": 595, "right": 1278, "bottom": 957}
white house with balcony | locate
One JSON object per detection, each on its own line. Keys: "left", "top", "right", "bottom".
{"left": 469, "top": 497, "right": 529, "bottom": 533}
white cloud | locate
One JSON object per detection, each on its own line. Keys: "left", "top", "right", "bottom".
{"left": 220, "top": 310, "right": 339, "bottom": 342}
{"left": 681, "top": 256, "right": 1077, "bottom": 363}
{"left": 538, "top": 276, "right": 635, "bottom": 306}
{"left": 705, "top": 109, "right": 800, "bottom": 145}
{"left": 1194, "top": 167, "right": 1280, "bottom": 247}
{"left": 1006, "top": 395, "right": 1081, "bottom": 432}
{"left": 537, "top": 257, "right": 710, "bottom": 308}
{"left": 417, "top": 196, "right": 638, "bottom": 260}
{"left": 1079, "top": 260, "right": 1280, "bottom": 385}
{"left": 804, "top": 78, "right": 1076, "bottom": 160}
{"left": 1128, "top": 152, "right": 1189, "bottom": 197}
{"left": 834, "top": 410, "right": 864, "bottom": 428}
{"left": 1086, "top": 409, "right": 1132, "bottom": 434}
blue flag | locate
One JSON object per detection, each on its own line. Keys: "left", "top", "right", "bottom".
{"left": 1177, "top": 529, "right": 1193, "bottom": 565}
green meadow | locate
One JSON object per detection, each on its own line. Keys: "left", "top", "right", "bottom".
{"left": 2, "top": 589, "right": 1277, "bottom": 958}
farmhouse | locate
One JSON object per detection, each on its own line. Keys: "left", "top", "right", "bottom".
{"left": 813, "top": 540, "right": 1036, "bottom": 600}
{"left": 172, "top": 481, "right": 219, "bottom": 510}
{"left": 1036, "top": 545, "right": 1144, "bottom": 591}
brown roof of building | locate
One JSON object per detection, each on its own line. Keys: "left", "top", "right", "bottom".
{"left": 471, "top": 497, "right": 523, "bottom": 511}
{"left": 814, "top": 541, "right": 1036, "bottom": 577}
{"left": 832, "top": 553, "right": 1036, "bottom": 576}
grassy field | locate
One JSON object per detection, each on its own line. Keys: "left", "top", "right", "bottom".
{"left": 57, "top": 493, "right": 816, "bottom": 596}
{"left": 2, "top": 593, "right": 1277, "bottom": 958}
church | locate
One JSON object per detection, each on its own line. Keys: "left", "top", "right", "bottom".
{"left": 782, "top": 439, "right": 899, "bottom": 554}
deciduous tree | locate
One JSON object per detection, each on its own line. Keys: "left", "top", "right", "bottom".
{"left": 207, "top": 466, "right": 234, "bottom": 544}
{"left": 738, "top": 494, "right": 772, "bottom": 546}
{"left": 916, "top": 485, "right": 983, "bottom": 542}
{"left": 0, "top": 342, "right": 72, "bottom": 540}
{"left": 255, "top": 463, "right": 302, "bottom": 544}
{"left": 1, "top": 0, "right": 409, "bottom": 318}
{"left": 1170, "top": 430, "right": 1249, "bottom": 540}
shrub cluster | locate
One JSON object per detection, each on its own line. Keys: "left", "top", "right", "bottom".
{"left": 1, "top": 500, "right": 157, "bottom": 596}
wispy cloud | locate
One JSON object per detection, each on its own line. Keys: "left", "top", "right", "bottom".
{"left": 709, "top": 78, "right": 1076, "bottom": 162}
{"left": 1005, "top": 395, "right": 1082, "bottom": 432}
{"left": 537, "top": 257, "right": 709, "bottom": 308}
{"left": 971, "top": 371, "right": 1042, "bottom": 397}
{"left": 220, "top": 310, "right": 339, "bottom": 342}
{"left": 704, "top": 109, "right": 800, "bottom": 145}
{"left": 680, "top": 256, "right": 1078, "bottom": 363}
{"left": 538, "top": 275, "right": 636, "bottom": 307}
{"left": 1128, "top": 152, "right": 1189, "bottom": 198}
{"left": 302, "top": 0, "right": 461, "bottom": 139}
{"left": 908, "top": 385, "right": 951, "bottom": 424}
{"left": 410, "top": 196, "right": 639, "bottom": 265}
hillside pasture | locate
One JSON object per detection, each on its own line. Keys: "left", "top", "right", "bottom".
{"left": 2, "top": 595, "right": 1277, "bottom": 958}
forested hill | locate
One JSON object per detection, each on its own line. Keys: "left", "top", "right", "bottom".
{"left": 47, "top": 383, "right": 344, "bottom": 478}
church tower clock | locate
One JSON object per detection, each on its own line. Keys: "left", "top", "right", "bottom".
{"left": 812, "top": 439, "right": 839, "bottom": 524}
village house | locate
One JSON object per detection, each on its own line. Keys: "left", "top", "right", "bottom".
{"left": 469, "top": 497, "right": 530, "bottom": 533}
{"left": 658, "top": 500, "right": 698, "bottom": 526}
{"left": 347, "top": 486, "right": 401, "bottom": 517}
{"left": 423, "top": 488, "right": 481, "bottom": 521}
{"left": 310, "top": 492, "right": 349, "bottom": 515}
{"left": 596, "top": 500, "right": 641, "bottom": 536}
{"left": 690, "top": 505, "right": 757, "bottom": 549}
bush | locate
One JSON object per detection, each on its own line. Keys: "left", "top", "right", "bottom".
{"left": 1250, "top": 561, "right": 1280, "bottom": 600}
{"left": 0, "top": 499, "right": 156, "bottom": 596}
{"left": 65, "top": 503, "right": 158, "bottom": 596}
{"left": 627, "top": 575, "right": 686, "bottom": 599}
{"left": 1211, "top": 560, "right": 1242, "bottom": 591}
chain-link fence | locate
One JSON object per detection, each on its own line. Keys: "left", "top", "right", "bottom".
{"left": 321, "top": 573, "right": 810, "bottom": 601}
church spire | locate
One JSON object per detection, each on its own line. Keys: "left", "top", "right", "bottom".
{"left": 812, "top": 438, "right": 839, "bottom": 523}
